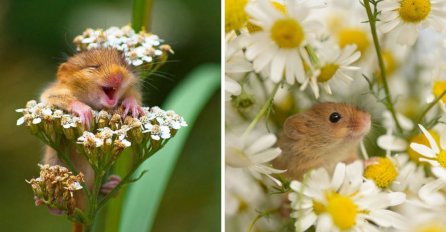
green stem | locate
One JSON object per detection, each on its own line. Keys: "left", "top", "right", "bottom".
{"left": 242, "top": 81, "right": 281, "bottom": 138}
{"left": 85, "top": 172, "right": 104, "bottom": 231}
{"left": 132, "top": 0, "right": 154, "bottom": 32}
{"left": 363, "top": 0, "right": 403, "bottom": 133}
{"left": 247, "top": 208, "right": 279, "bottom": 232}
{"left": 416, "top": 90, "right": 446, "bottom": 124}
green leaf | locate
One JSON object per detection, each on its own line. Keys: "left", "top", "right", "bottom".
{"left": 119, "top": 64, "right": 220, "bottom": 232}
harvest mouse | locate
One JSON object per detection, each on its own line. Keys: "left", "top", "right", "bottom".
{"left": 38, "top": 48, "right": 143, "bottom": 212}
{"left": 273, "top": 102, "right": 371, "bottom": 180}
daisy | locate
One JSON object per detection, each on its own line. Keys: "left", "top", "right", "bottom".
{"left": 244, "top": 0, "right": 322, "bottom": 85}
{"left": 225, "top": 37, "right": 253, "bottom": 101}
{"left": 289, "top": 161, "right": 407, "bottom": 231}
{"left": 409, "top": 124, "right": 446, "bottom": 179}
{"left": 379, "top": 0, "right": 446, "bottom": 45}
{"left": 225, "top": 131, "right": 285, "bottom": 184}
{"left": 300, "top": 44, "right": 361, "bottom": 98}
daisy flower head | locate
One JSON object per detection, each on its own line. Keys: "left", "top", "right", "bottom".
{"left": 301, "top": 44, "right": 361, "bottom": 98}
{"left": 225, "top": 130, "right": 285, "bottom": 184}
{"left": 379, "top": 0, "right": 446, "bottom": 45}
{"left": 289, "top": 161, "right": 407, "bottom": 232}
{"left": 409, "top": 124, "right": 446, "bottom": 179}
{"left": 244, "top": 0, "right": 323, "bottom": 85}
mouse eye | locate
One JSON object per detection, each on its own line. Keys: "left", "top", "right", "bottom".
{"left": 329, "top": 112, "right": 342, "bottom": 123}
{"left": 86, "top": 64, "right": 101, "bottom": 69}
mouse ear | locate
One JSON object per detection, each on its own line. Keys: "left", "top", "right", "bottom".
{"left": 283, "top": 115, "right": 302, "bottom": 140}
{"left": 56, "top": 63, "right": 73, "bottom": 81}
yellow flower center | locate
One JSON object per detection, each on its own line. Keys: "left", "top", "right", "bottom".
{"left": 312, "top": 200, "right": 325, "bottom": 215}
{"left": 416, "top": 223, "right": 446, "bottom": 232}
{"left": 437, "top": 150, "right": 446, "bottom": 168}
{"left": 408, "top": 130, "right": 440, "bottom": 164}
{"left": 338, "top": 28, "right": 369, "bottom": 55}
{"left": 270, "top": 18, "right": 304, "bottom": 48}
{"left": 326, "top": 192, "right": 358, "bottom": 230}
{"left": 383, "top": 50, "right": 397, "bottom": 76}
{"left": 225, "top": 0, "right": 248, "bottom": 32}
{"left": 399, "top": 0, "right": 431, "bottom": 23}
{"left": 317, "top": 64, "right": 339, "bottom": 82}
{"left": 364, "top": 157, "right": 398, "bottom": 188}
{"left": 433, "top": 81, "right": 446, "bottom": 104}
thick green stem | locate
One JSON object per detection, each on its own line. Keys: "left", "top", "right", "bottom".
{"left": 363, "top": 0, "right": 403, "bottom": 133}
{"left": 416, "top": 90, "right": 446, "bottom": 124}
{"left": 242, "top": 81, "right": 281, "bottom": 138}
{"left": 132, "top": 0, "right": 154, "bottom": 32}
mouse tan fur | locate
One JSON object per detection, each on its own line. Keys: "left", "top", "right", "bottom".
{"left": 39, "top": 48, "right": 143, "bottom": 211}
{"left": 273, "top": 102, "right": 371, "bottom": 180}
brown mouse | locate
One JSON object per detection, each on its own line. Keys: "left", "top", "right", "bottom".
{"left": 39, "top": 48, "right": 143, "bottom": 212}
{"left": 273, "top": 102, "right": 371, "bottom": 180}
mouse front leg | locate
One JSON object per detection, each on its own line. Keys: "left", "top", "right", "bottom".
{"left": 121, "top": 88, "right": 144, "bottom": 117}
{"left": 41, "top": 83, "right": 93, "bottom": 129}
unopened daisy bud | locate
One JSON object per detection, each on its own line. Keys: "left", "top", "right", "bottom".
{"left": 364, "top": 157, "right": 398, "bottom": 188}
{"left": 232, "top": 90, "right": 255, "bottom": 109}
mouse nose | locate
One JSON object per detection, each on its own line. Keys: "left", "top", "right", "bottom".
{"left": 109, "top": 72, "right": 123, "bottom": 86}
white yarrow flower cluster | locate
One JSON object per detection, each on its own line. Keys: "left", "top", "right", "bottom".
{"left": 73, "top": 25, "right": 173, "bottom": 67}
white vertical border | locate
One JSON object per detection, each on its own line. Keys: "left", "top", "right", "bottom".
{"left": 220, "top": 0, "right": 226, "bottom": 230}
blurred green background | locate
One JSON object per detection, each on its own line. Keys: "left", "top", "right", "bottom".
{"left": 0, "top": 0, "right": 221, "bottom": 231}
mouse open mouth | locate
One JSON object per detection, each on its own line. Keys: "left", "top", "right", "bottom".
{"left": 102, "top": 86, "right": 117, "bottom": 100}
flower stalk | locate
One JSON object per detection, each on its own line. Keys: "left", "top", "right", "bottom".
{"left": 363, "top": 0, "right": 403, "bottom": 133}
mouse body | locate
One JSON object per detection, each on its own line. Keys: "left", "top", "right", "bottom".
{"left": 273, "top": 102, "right": 371, "bottom": 180}
{"left": 39, "top": 48, "right": 143, "bottom": 211}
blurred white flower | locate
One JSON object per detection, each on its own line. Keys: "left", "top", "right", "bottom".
{"left": 379, "top": 0, "right": 446, "bottom": 45}
{"left": 301, "top": 44, "right": 361, "bottom": 98}
{"left": 245, "top": 0, "right": 322, "bottom": 84}
{"left": 410, "top": 124, "right": 446, "bottom": 179}
{"left": 289, "top": 161, "right": 406, "bottom": 231}
{"left": 226, "top": 131, "right": 285, "bottom": 183}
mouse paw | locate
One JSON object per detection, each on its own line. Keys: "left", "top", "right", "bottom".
{"left": 101, "top": 175, "right": 121, "bottom": 196}
{"left": 34, "top": 196, "right": 65, "bottom": 216}
{"left": 122, "top": 97, "right": 144, "bottom": 118}
{"left": 70, "top": 101, "right": 93, "bottom": 129}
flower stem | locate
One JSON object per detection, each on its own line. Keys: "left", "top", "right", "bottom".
{"left": 132, "top": 0, "right": 154, "bottom": 32}
{"left": 363, "top": 0, "right": 403, "bottom": 133}
{"left": 416, "top": 90, "right": 446, "bottom": 124}
{"left": 242, "top": 81, "right": 281, "bottom": 138}
{"left": 247, "top": 208, "right": 279, "bottom": 232}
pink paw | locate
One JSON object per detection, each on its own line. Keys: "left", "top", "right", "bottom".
{"left": 363, "top": 157, "right": 380, "bottom": 168}
{"left": 122, "top": 97, "right": 144, "bottom": 118}
{"left": 70, "top": 101, "right": 93, "bottom": 129}
{"left": 34, "top": 196, "right": 65, "bottom": 216}
{"left": 101, "top": 175, "right": 121, "bottom": 196}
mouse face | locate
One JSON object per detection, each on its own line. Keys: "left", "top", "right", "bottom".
{"left": 284, "top": 102, "right": 371, "bottom": 147}
{"left": 57, "top": 48, "right": 138, "bottom": 109}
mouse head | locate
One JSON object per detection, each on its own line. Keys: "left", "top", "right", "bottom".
{"left": 284, "top": 102, "right": 371, "bottom": 147}
{"left": 57, "top": 48, "right": 138, "bottom": 109}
